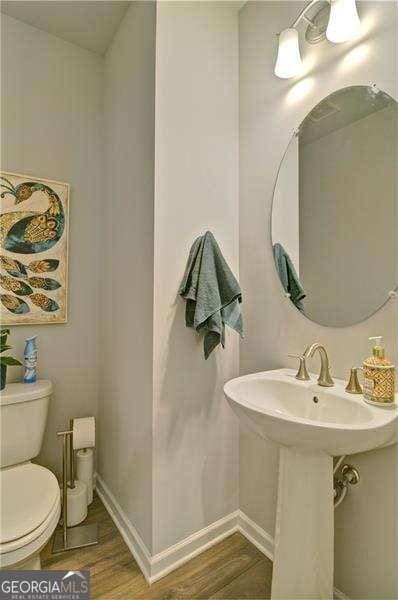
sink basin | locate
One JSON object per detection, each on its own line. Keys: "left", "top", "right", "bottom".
{"left": 224, "top": 368, "right": 398, "bottom": 456}
{"left": 224, "top": 368, "right": 398, "bottom": 599}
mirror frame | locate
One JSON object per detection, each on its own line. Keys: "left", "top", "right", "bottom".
{"left": 269, "top": 84, "right": 398, "bottom": 328}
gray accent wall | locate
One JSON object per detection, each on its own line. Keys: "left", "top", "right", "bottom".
{"left": 1, "top": 14, "right": 103, "bottom": 474}
{"left": 98, "top": 1, "right": 156, "bottom": 552}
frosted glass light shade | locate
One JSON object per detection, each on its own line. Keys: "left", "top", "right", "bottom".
{"left": 274, "top": 28, "right": 302, "bottom": 79}
{"left": 326, "top": 0, "right": 361, "bottom": 43}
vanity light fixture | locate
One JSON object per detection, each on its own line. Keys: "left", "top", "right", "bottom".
{"left": 274, "top": 28, "right": 302, "bottom": 79}
{"left": 326, "top": 0, "right": 361, "bottom": 43}
{"left": 274, "top": 0, "right": 361, "bottom": 79}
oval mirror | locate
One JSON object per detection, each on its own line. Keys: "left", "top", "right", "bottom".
{"left": 271, "top": 85, "right": 398, "bottom": 327}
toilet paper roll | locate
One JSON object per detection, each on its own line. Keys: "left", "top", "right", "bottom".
{"left": 76, "top": 448, "right": 94, "bottom": 505}
{"left": 72, "top": 417, "right": 95, "bottom": 450}
{"left": 65, "top": 480, "right": 88, "bottom": 526}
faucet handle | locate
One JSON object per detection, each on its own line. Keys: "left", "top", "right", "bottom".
{"left": 345, "top": 367, "right": 363, "bottom": 394}
{"left": 287, "top": 354, "right": 310, "bottom": 381}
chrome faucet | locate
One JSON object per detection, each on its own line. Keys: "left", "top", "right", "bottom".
{"left": 304, "top": 343, "right": 334, "bottom": 387}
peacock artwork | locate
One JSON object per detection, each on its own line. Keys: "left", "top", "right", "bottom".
{"left": 0, "top": 171, "right": 69, "bottom": 325}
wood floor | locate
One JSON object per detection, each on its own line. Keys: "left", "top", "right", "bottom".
{"left": 42, "top": 493, "right": 273, "bottom": 599}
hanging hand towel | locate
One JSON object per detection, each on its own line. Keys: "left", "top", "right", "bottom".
{"left": 179, "top": 231, "right": 243, "bottom": 359}
{"left": 273, "top": 242, "right": 306, "bottom": 311}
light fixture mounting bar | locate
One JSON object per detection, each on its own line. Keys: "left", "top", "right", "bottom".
{"left": 291, "top": 0, "right": 328, "bottom": 28}
{"left": 302, "top": 15, "right": 316, "bottom": 26}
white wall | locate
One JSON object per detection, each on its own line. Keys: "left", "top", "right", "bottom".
{"left": 98, "top": 0, "right": 240, "bottom": 557}
{"left": 98, "top": 2, "right": 156, "bottom": 552}
{"left": 239, "top": 1, "right": 398, "bottom": 597}
{"left": 153, "top": 1, "right": 240, "bottom": 553}
{"left": 1, "top": 15, "right": 103, "bottom": 474}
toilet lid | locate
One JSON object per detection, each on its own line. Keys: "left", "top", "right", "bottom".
{"left": 0, "top": 463, "right": 59, "bottom": 543}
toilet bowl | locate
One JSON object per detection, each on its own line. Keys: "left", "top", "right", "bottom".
{"left": 0, "top": 381, "right": 60, "bottom": 570}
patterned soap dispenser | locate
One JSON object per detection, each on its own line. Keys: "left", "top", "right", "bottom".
{"left": 362, "top": 336, "right": 395, "bottom": 405}
{"left": 24, "top": 336, "right": 38, "bottom": 384}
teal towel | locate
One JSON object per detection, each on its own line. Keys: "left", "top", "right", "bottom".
{"left": 180, "top": 231, "right": 243, "bottom": 359}
{"left": 273, "top": 243, "right": 306, "bottom": 311}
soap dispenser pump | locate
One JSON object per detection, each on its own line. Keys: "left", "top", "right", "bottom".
{"left": 362, "top": 336, "right": 395, "bottom": 405}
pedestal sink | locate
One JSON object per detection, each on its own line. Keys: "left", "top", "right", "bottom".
{"left": 224, "top": 368, "right": 398, "bottom": 599}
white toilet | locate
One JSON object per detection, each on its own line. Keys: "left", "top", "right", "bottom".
{"left": 0, "top": 381, "right": 61, "bottom": 570}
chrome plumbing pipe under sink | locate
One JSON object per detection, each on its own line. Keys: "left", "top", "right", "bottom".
{"left": 334, "top": 462, "right": 360, "bottom": 508}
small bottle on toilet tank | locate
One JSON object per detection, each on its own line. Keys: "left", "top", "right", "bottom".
{"left": 23, "top": 336, "right": 38, "bottom": 384}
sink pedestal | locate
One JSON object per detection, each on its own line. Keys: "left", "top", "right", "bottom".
{"left": 271, "top": 448, "right": 334, "bottom": 599}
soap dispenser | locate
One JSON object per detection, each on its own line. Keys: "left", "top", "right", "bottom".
{"left": 362, "top": 336, "right": 395, "bottom": 405}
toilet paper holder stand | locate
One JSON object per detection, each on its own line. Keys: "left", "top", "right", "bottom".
{"left": 52, "top": 422, "right": 98, "bottom": 554}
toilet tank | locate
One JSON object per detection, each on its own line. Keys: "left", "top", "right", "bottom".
{"left": 0, "top": 380, "right": 52, "bottom": 468}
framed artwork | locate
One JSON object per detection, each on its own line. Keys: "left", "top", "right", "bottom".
{"left": 0, "top": 171, "right": 69, "bottom": 324}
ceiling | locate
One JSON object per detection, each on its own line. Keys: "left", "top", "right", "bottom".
{"left": 0, "top": 1, "right": 131, "bottom": 55}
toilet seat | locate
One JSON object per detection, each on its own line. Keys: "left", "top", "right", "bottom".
{"left": 0, "top": 463, "right": 60, "bottom": 568}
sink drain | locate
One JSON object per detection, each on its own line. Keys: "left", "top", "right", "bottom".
{"left": 313, "top": 396, "right": 319, "bottom": 403}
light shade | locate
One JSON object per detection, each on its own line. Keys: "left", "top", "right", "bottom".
{"left": 274, "top": 28, "right": 302, "bottom": 79}
{"left": 326, "top": 0, "right": 361, "bottom": 44}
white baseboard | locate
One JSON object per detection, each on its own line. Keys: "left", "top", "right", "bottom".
{"left": 237, "top": 510, "right": 274, "bottom": 561}
{"left": 95, "top": 473, "right": 239, "bottom": 584}
{"left": 151, "top": 510, "right": 240, "bottom": 582}
{"left": 333, "top": 588, "right": 350, "bottom": 600}
{"left": 95, "top": 473, "right": 152, "bottom": 582}
{"left": 95, "top": 473, "right": 348, "bottom": 597}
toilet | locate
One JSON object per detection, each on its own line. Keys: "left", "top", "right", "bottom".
{"left": 0, "top": 381, "right": 60, "bottom": 570}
